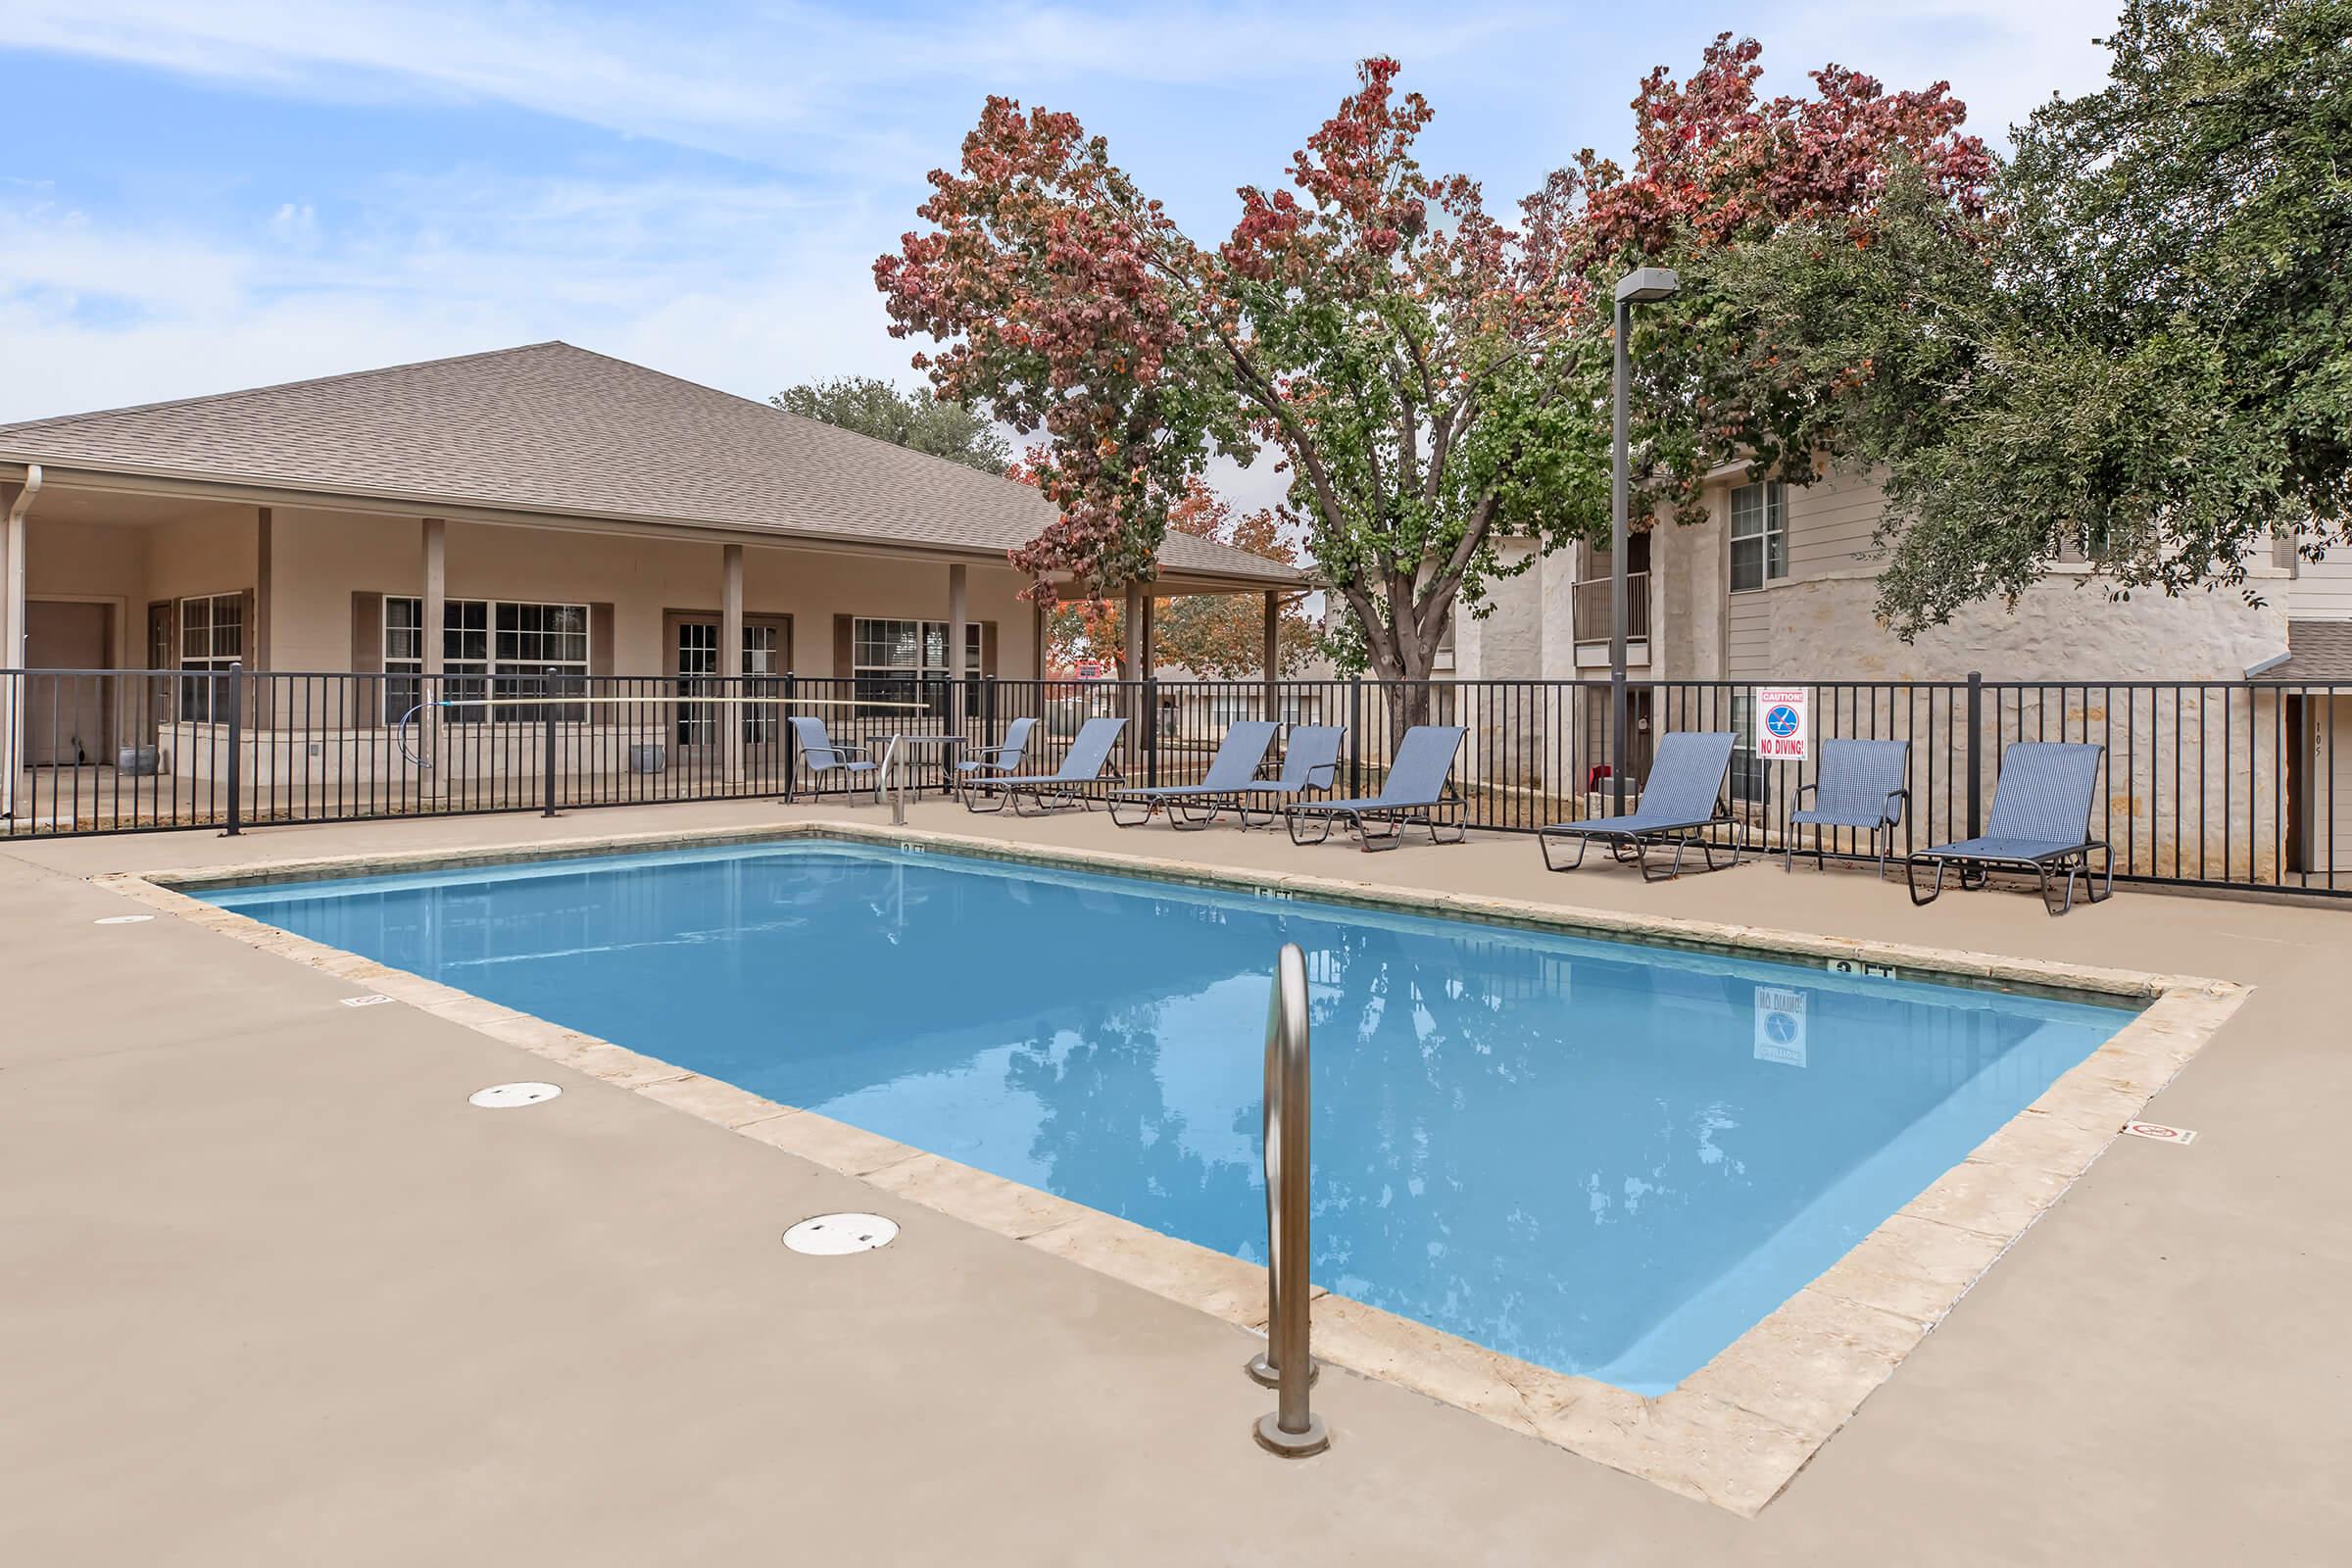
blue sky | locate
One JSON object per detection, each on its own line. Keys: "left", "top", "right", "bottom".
{"left": 2, "top": 0, "right": 2123, "bottom": 466}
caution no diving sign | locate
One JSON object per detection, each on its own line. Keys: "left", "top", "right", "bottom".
{"left": 1755, "top": 686, "right": 1809, "bottom": 763}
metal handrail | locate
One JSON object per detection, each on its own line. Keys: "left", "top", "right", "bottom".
{"left": 1250, "top": 943, "right": 1327, "bottom": 1457}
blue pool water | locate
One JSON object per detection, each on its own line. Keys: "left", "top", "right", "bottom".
{"left": 207, "top": 839, "right": 2134, "bottom": 1393}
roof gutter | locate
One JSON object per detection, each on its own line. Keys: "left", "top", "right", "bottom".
{"left": 2244, "top": 648, "right": 2292, "bottom": 678}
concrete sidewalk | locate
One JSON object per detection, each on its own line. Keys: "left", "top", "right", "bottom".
{"left": 3, "top": 801, "right": 2344, "bottom": 1565}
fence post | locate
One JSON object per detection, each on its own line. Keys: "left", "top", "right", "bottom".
{"left": 222, "top": 662, "right": 243, "bottom": 837}
{"left": 1965, "top": 669, "right": 1984, "bottom": 840}
{"left": 542, "top": 665, "right": 560, "bottom": 818}
{"left": 1144, "top": 675, "right": 1160, "bottom": 788}
{"left": 1609, "top": 667, "right": 1629, "bottom": 816}
{"left": 1347, "top": 677, "right": 1363, "bottom": 798}
{"left": 781, "top": 672, "right": 797, "bottom": 803}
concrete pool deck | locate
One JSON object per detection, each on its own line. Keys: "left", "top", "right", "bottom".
{"left": 4, "top": 800, "right": 2346, "bottom": 1564}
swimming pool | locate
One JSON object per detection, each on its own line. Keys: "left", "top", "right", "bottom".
{"left": 206, "top": 838, "right": 2137, "bottom": 1395}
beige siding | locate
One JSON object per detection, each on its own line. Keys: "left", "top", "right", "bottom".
{"left": 1783, "top": 468, "right": 1884, "bottom": 582}
{"left": 147, "top": 510, "right": 258, "bottom": 611}
{"left": 1726, "top": 593, "right": 1772, "bottom": 681}
{"left": 2290, "top": 546, "right": 2352, "bottom": 620}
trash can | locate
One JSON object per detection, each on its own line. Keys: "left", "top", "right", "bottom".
{"left": 117, "top": 745, "right": 163, "bottom": 776}
{"left": 628, "top": 744, "right": 666, "bottom": 774}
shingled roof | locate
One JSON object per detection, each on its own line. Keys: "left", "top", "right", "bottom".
{"left": 0, "top": 342, "right": 1302, "bottom": 590}
{"left": 2269, "top": 620, "right": 2352, "bottom": 681}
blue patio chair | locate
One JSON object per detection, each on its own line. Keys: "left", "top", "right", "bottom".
{"left": 787, "top": 715, "right": 879, "bottom": 804}
{"left": 1906, "top": 742, "right": 2113, "bottom": 915}
{"left": 1786, "top": 738, "right": 1911, "bottom": 878}
{"left": 1105, "top": 720, "right": 1278, "bottom": 830}
{"left": 1234, "top": 725, "right": 1345, "bottom": 828}
{"left": 954, "top": 716, "right": 1038, "bottom": 808}
{"left": 1285, "top": 724, "right": 1467, "bottom": 853}
{"left": 1537, "top": 731, "right": 1738, "bottom": 881}
{"left": 965, "top": 715, "right": 1127, "bottom": 816}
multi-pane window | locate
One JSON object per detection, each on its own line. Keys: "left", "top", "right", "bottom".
{"left": 1730, "top": 481, "right": 1787, "bottom": 593}
{"left": 178, "top": 592, "right": 244, "bottom": 720}
{"left": 852, "top": 617, "right": 980, "bottom": 710}
{"left": 384, "top": 597, "right": 588, "bottom": 722}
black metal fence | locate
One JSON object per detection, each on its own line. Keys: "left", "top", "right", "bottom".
{"left": 3, "top": 664, "right": 2346, "bottom": 901}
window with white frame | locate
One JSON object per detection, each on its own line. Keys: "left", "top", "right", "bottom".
{"left": 851, "top": 617, "right": 980, "bottom": 709}
{"left": 178, "top": 592, "right": 244, "bottom": 720}
{"left": 384, "top": 597, "right": 589, "bottom": 722}
{"left": 1730, "top": 481, "right": 1787, "bottom": 592}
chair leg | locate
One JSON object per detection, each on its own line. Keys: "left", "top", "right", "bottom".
{"left": 1905, "top": 855, "right": 1946, "bottom": 907}
{"left": 1540, "top": 831, "right": 1594, "bottom": 873}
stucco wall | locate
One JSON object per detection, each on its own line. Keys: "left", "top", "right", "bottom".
{"left": 269, "top": 511, "right": 1040, "bottom": 677}
{"left": 28, "top": 503, "right": 1050, "bottom": 682}
{"left": 1748, "top": 570, "right": 2288, "bottom": 682}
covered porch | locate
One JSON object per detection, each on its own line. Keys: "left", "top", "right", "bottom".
{"left": 0, "top": 472, "right": 1294, "bottom": 829}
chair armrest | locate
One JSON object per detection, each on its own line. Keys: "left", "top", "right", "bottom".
{"left": 1884, "top": 786, "right": 1909, "bottom": 827}
{"left": 1791, "top": 782, "right": 1818, "bottom": 806}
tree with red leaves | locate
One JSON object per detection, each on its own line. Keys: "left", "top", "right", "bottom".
{"left": 1573, "top": 34, "right": 1995, "bottom": 525}
{"left": 878, "top": 42, "right": 1992, "bottom": 683}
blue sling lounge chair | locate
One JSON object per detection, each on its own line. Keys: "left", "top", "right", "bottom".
{"left": 1233, "top": 724, "right": 1345, "bottom": 828}
{"left": 964, "top": 715, "right": 1127, "bottom": 816}
{"left": 1538, "top": 731, "right": 1739, "bottom": 881}
{"left": 1284, "top": 724, "right": 1468, "bottom": 853}
{"left": 1907, "top": 741, "right": 2112, "bottom": 915}
{"left": 1105, "top": 720, "right": 1279, "bottom": 829}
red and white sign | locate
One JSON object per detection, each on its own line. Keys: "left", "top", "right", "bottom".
{"left": 2122, "top": 1120, "right": 2199, "bottom": 1146}
{"left": 1755, "top": 686, "right": 1809, "bottom": 763}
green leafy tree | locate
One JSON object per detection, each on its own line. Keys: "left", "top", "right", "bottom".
{"left": 1700, "top": 0, "right": 2352, "bottom": 634}
{"left": 770, "top": 374, "right": 1013, "bottom": 474}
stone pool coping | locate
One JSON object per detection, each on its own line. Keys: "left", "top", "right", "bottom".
{"left": 93, "top": 817, "right": 2248, "bottom": 1517}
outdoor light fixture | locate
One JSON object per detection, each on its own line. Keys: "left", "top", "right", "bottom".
{"left": 1609, "top": 266, "right": 1680, "bottom": 814}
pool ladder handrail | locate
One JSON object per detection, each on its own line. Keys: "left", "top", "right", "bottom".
{"left": 1250, "top": 942, "right": 1328, "bottom": 1456}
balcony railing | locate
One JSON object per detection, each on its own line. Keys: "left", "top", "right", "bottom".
{"left": 1572, "top": 572, "right": 1649, "bottom": 643}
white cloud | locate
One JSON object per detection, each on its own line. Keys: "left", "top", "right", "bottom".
{"left": 3, "top": 1, "right": 1532, "bottom": 167}
{"left": 0, "top": 169, "right": 906, "bottom": 420}
{"left": 1763, "top": 0, "right": 2121, "bottom": 142}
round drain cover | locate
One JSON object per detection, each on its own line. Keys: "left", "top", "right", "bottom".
{"left": 94, "top": 914, "right": 154, "bottom": 925}
{"left": 783, "top": 1212, "right": 899, "bottom": 1255}
{"left": 468, "top": 1082, "right": 563, "bottom": 1109}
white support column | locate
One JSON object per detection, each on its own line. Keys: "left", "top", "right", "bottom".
{"left": 420, "top": 516, "right": 446, "bottom": 792}
{"left": 2, "top": 469, "right": 38, "bottom": 820}
{"left": 947, "top": 562, "right": 969, "bottom": 735}
{"left": 721, "top": 541, "right": 745, "bottom": 781}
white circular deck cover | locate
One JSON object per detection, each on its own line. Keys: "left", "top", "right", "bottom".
{"left": 468, "top": 1082, "right": 563, "bottom": 1109}
{"left": 783, "top": 1212, "right": 900, "bottom": 1254}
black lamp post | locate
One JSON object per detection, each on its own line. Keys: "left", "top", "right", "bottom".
{"left": 1609, "top": 266, "right": 1680, "bottom": 814}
